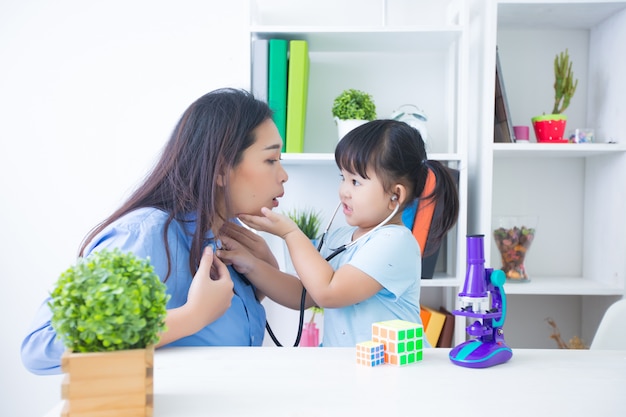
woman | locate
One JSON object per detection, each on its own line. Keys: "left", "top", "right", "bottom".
{"left": 21, "top": 88, "right": 288, "bottom": 375}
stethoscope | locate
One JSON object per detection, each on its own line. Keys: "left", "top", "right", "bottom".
{"left": 266, "top": 198, "right": 400, "bottom": 347}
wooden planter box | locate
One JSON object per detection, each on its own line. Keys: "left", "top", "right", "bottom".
{"left": 60, "top": 346, "right": 154, "bottom": 417}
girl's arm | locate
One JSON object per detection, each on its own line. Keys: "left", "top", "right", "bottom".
{"left": 239, "top": 208, "right": 382, "bottom": 308}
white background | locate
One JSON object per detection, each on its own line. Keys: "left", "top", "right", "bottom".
{"left": 0, "top": 1, "right": 249, "bottom": 415}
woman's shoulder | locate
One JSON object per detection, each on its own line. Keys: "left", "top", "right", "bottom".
{"left": 115, "top": 207, "right": 169, "bottom": 226}
{"left": 84, "top": 208, "right": 186, "bottom": 257}
{"left": 89, "top": 208, "right": 171, "bottom": 246}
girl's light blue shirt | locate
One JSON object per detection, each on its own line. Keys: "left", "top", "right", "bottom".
{"left": 21, "top": 208, "right": 266, "bottom": 375}
{"left": 320, "top": 224, "right": 425, "bottom": 347}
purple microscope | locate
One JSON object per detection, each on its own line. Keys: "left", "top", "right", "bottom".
{"left": 449, "top": 234, "right": 512, "bottom": 368}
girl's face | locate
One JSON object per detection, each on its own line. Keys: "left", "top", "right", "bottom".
{"left": 228, "top": 119, "right": 288, "bottom": 216}
{"left": 339, "top": 168, "right": 394, "bottom": 232}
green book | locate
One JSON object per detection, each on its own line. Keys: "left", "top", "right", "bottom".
{"left": 268, "top": 39, "right": 288, "bottom": 151}
{"left": 285, "top": 40, "right": 309, "bottom": 153}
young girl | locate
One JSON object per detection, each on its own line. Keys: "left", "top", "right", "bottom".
{"left": 234, "top": 119, "right": 459, "bottom": 346}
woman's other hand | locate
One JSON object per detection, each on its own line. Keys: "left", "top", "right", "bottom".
{"left": 157, "top": 246, "right": 234, "bottom": 347}
{"left": 186, "top": 247, "right": 234, "bottom": 328}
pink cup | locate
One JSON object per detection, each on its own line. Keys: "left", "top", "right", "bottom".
{"left": 513, "top": 125, "right": 529, "bottom": 141}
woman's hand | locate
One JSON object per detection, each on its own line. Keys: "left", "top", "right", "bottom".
{"left": 186, "top": 246, "right": 234, "bottom": 328}
{"left": 157, "top": 246, "right": 234, "bottom": 347}
{"left": 238, "top": 207, "right": 299, "bottom": 240}
{"left": 220, "top": 222, "right": 278, "bottom": 269}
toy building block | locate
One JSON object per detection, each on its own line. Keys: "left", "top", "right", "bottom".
{"left": 372, "top": 320, "right": 424, "bottom": 366}
{"left": 356, "top": 341, "right": 385, "bottom": 367}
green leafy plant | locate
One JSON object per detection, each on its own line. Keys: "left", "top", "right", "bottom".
{"left": 286, "top": 207, "right": 322, "bottom": 240}
{"left": 331, "top": 89, "right": 377, "bottom": 121}
{"left": 551, "top": 48, "right": 578, "bottom": 114}
{"left": 49, "top": 248, "right": 170, "bottom": 353}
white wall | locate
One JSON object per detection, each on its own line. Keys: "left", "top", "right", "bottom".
{"left": 0, "top": 1, "right": 248, "bottom": 415}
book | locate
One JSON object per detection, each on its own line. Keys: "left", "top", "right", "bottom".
{"left": 401, "top": 199, "right": 418, "bottom": 230}
{"left": 268, "top": 39, "right": 289, "bottom": 151}
{"left": 411, "top": 168, "right": 437, "bottom": 253}
{"left": 285, "top": 40, "right": 309, "bottom": 153}
{"left": 419, "top": 306, "right": 431, "bottom": 331}
{"left": 494, "top": 46, "right": 514, "bottom": 143}
{"left": 421, "top": 305, "right": 446, "bottom": 347}
{"left": 412, "top": 168, "right": 437, "bottom": 278}
{"left": 436, "top": 306, "right": 455, "bottom": 348}
{"left": 251, "top": 39, "right": 268, "bottom": 103}
{"left": 412, "top": 166, "right": 460, "bottom": 279}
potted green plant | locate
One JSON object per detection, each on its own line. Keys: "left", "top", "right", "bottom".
{"left": 49, "top": 248, "right": 169, "bottom": 416}
{"left": 286, "top": 207, "right": 322, "bottom": 242}
{"left": 284, "top": 207, "right": 322, "bottom": 271}
{"left": 531, "top": 48, "right": 578, "bottom": 143}
{"left": 331, "top": 88, "right": 377, "bottom": 140}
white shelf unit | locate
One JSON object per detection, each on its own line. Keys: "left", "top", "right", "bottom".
{"left": 248, "top": 0, "right": 470, "bottom": 346}
{"left": 469, "top": 0, "right": 626, "bottom": 348}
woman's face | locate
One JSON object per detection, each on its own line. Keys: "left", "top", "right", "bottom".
{"left": 228, "top": 118, "right": 288, "bottom": 216}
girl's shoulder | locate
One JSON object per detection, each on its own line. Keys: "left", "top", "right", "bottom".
{"left": 376, "top": 224, "right": 414, "bottom": 238}
{"left": 325, "top": 226, "right": 356, "bottom": 244}
{"left": 366, "top": 224, "right": 416, "bottom": 246}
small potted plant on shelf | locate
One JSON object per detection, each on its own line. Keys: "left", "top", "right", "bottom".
{"left": 49, "top": 248, "right": 169, "bottom": 416}
{"left": 331, "top": 88, "right": 377, "bottom": 141}
{"left": 531, "top": 48, "right": 578, "bottom": 143}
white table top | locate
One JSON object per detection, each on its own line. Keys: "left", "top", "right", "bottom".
{"left": 45, "top": 347, "right": 626, "bottom": 417}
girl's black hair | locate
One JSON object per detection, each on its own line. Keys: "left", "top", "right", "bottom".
{"left": 335, "top": 119, "right": 459, "bottom": 255}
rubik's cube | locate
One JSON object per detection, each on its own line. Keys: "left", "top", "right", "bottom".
{"left": 356, "top": 341, "right": 385, "bottom": 367}
{"left": 372, "top": 320, "right": 424, "bottom": 366}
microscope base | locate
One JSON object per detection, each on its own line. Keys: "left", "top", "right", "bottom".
{"left": 449, "top": 339, "right": 512, "bottom": 368}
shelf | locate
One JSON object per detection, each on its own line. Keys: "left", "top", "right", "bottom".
{"left": 250, "top": 27, "right": 462, "bottom": 52}
{"left": 492, "top": 142, "right": 626, "bottom": 158}
{"left": 281, "top": 152, "right": 464, "bottom": 165}
{"left": 497, "top": 1, "right": 626, "bottom": 30}
{"left": 421, "top": 276, "right": 460, "bottom": 288}
{"left": 420, "top": 276, "right": 624, "bottom": 294}
{"left": 504, "top": 276, "right": 624, "bottom": 296}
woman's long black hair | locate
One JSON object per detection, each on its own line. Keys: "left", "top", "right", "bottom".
{"left": 79, "top": 88, "right": 273, "bottom": 280}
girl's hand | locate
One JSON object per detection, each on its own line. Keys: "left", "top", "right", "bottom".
{"left": 220, "top": 222, "right": 278, "bottom": 269}
{"left": 239, "top": 207, "right": 299, "bottom": 240}
{"left": 186, "top": 247, "right": 234, "bottom": 328}
{"left": 217, "top": 234, "right": 258, "bottom": 276}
